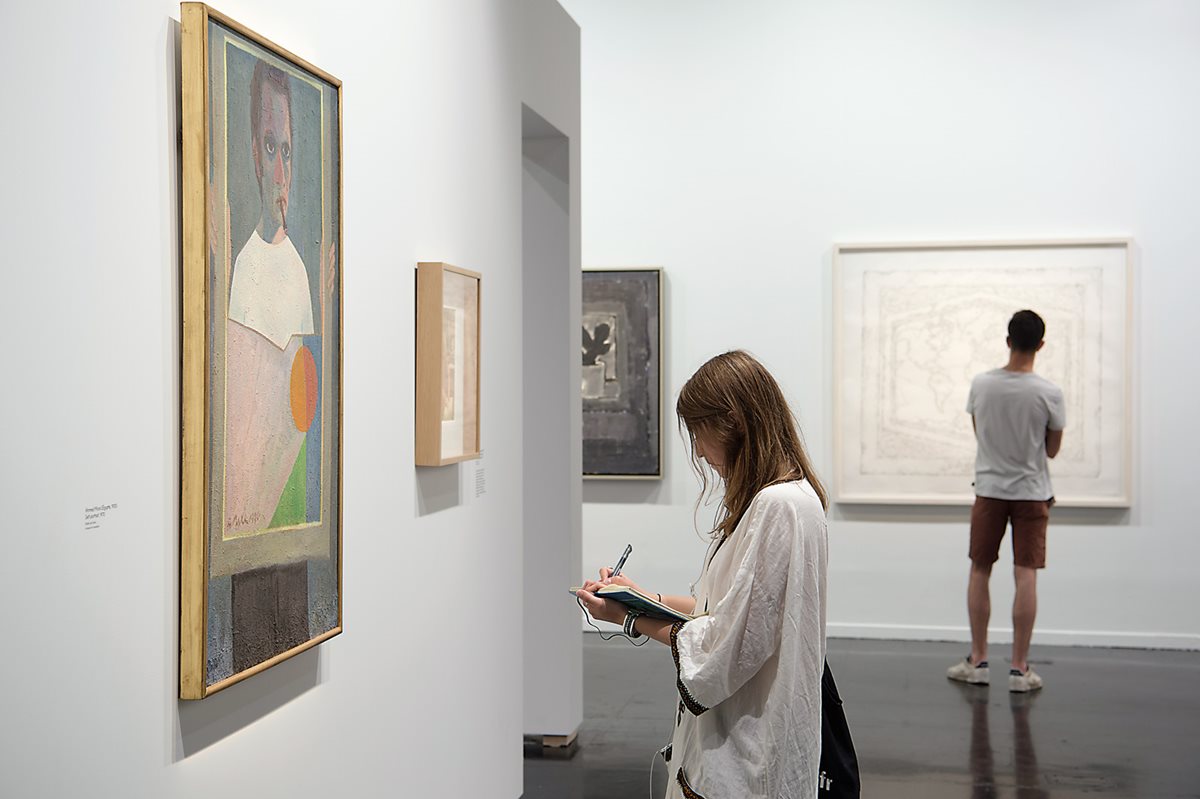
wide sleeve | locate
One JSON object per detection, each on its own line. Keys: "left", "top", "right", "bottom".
{"left": 669, "top": 493, "right": 797, "bottom": 715}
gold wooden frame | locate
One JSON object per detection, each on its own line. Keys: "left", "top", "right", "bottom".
{"left": 415, "top": 262, "right": 482, "bottom": 466}
{"left": 180, "top": 2, "right": 343, "bottom": 699}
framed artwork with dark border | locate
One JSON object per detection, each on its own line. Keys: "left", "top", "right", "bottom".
{"left": 833, "top": 239, "right": 1131, "bottom": 507}
{"left": 582, "top": 268, "right": 663, "bottom": 479}
{"left": 180, "top": 3, "right": 343, "bottom": 699}
{"left": 415, "top": 262, "right": 482, "bottom": 466}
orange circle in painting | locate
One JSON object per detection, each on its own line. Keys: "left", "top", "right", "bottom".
{"left": 290, "top": 346, "right": 319, "bottom": 432}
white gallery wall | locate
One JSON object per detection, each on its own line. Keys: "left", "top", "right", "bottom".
{"left": 561, "top": 0, "right": 1200, "bottom": 649}
{"left": 0, "top": 0, "right": 578, "bottom": 797}
{"left": 521, "top": 0, "right": 585, "bottom": 743}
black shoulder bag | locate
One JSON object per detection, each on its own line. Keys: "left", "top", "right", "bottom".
{"left": 819, "top": 659, "right": 861, "bottom": 798}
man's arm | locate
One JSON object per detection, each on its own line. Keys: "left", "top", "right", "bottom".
{"left": 1045, "top": 428, "right": 1063, "bottom": 459}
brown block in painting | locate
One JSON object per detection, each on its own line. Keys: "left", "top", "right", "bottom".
{"left": 232, "top": 562, "right": 311, "bottom": 674}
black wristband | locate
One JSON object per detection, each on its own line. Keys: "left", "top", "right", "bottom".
{"left": 624, "top": 609, "right": 643, "bottom": 638}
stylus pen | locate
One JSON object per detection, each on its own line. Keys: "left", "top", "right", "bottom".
{"left": 611, "top": 544, "right": 632, "bottom": 579}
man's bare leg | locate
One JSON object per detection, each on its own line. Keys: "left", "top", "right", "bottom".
{"left": 1011, "top": 565, "right": 1038, "bottom": 672}
{"left": 968, "top": 561, "right": 993, "bottom": 664}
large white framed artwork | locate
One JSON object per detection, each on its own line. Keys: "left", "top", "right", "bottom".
{"left": 834, "top": 240, "right": 1131, "bottom": 507}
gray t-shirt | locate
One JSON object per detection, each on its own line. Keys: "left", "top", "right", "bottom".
{"left": 966, "top": 368, "right": 1066, "bottom": 501}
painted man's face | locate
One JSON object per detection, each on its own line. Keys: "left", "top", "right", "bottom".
{"left": 255, "top": 84, "right": 292, "bottom": 233}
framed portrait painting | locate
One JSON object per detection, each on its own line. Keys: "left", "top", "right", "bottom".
{"left": 415, "top": 262, "right": 481, "bottom": 466}
{"left": 582, "top": 268, "right": 662, "bottom": 479}
{"left": 180, "top": 3, "right": 342, "bottom": 699}
{"left": 833, "top": 239, "right": 1131, "bottom": 507}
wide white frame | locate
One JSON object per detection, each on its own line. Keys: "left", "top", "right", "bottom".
{"left": 833, "top": 239, "right": 1132, "bottom": 507}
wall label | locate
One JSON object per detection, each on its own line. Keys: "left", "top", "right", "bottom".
{"left": 474, "top": 451, "right": 486, "bottom": 498}
{"left": 84, "top": 502, "right": 119, "bottom": 532}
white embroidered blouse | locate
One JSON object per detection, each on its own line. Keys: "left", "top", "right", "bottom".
{"left": 665, "top": 480, "right": 828, "bottom": 799}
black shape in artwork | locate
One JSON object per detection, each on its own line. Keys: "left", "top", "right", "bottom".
{"left": 582, "top": 323, "right": 612, "bottom": 366}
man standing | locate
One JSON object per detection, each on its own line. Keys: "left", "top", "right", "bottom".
{"left": 948, "top": 310, "right": 1065, "bottom": 693}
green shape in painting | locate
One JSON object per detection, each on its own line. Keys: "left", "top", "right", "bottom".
{"left": 270, "top": 440, "right": 308, "bottom": 528}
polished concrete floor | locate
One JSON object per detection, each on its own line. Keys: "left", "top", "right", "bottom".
{"left": 523, "top": 636, "right": 1200, "bottom": 798}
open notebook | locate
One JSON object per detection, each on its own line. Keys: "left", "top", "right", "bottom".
{"left": 569, "top": 584, "right": 696, "bottom": 623}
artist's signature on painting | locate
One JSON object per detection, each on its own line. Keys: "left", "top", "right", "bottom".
{"left": 227, "top": 512, "right": 265, "bottom": 529}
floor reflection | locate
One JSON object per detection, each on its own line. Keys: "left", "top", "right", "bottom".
{"left": 959, "top": 683, "right": 996, "bottom": 798}
{"left": 525, "top": 638, "right": 1200, "bottom": 799}
{"left": 1010, "top": 692, "right": 1049, "bottom": 799}
{"left": 958, "top": 683, "right": 1049, "bottom": 798}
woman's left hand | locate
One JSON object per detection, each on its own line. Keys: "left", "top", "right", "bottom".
{"left": 574, "top": 587, "right": 627, "bottom": 626}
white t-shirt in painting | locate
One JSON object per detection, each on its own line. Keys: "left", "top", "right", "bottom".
{"left": 228, "top": 230, "right": 315, "bottom": 349}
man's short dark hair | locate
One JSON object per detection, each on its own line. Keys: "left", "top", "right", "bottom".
{"left": 1008, "top": 310, "right": 1045, "bottom": 353}
{"left": 249, "top": 60, "right": 292, "bottom": 145}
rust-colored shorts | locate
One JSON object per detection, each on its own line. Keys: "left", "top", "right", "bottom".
{"left": 969, "top": 496, "right": 1051, "bottom": 569}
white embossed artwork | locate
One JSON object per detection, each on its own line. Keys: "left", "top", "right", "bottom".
{"left": 835, "top": 242, "right": 1130, "bottom": 506}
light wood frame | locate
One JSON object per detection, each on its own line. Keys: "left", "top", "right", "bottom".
{"left": 832, "top": 238, "right": 1133, "bottom": 507}
{"left": 582, "top": 267, "right": 664, "bottom": 480}
{"left": 180, "top": 2, "right": 343, "bottom": 699}
{"left": 415, "top": 262, "right": 482, "bottom": 466}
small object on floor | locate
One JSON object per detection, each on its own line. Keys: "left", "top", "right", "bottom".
{"left": 523, "top": 732, "right": 580, "bottom": 760}
{"left": 1009, "top": 667, "right": 1044, "bottom": 693}
{"left": 947, "top": 656, "right": 990, "bottom": 685}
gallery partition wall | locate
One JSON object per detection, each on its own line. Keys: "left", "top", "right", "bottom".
{"left": 1, "top": 1, "right": 580, "bottom": 797}
{"left": 521, "top": 104, "right": 584, "bottom": 750}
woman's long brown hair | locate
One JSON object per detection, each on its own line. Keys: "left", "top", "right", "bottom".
{"left": 677, "top": 350, "right": 828, "bottom": 541}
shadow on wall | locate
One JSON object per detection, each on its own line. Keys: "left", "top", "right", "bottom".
{"left": 830, "top": 503, "right": 1131, "bottom": 527}
{"left": 167, "top": 10, "right": 325, "bottom": 765}
{"left": 415, "top": 463, "right": 462, "bottom": 516}
{"left": 583, "top": 480, "right": 665, "bottom": 505}
{"left": 174, "top": 646, "right": 322, "bottom": 760}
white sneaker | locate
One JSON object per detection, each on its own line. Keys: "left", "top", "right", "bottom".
{"left": 1009, "top": 667, "right": 1044, "bottom": 693}
{"left": 947, "top": 656, "right": 989, "bottom": 685}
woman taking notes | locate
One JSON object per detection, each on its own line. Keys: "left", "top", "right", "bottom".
{"left": 576, "top": 350, "right": 829, "bottom": 799}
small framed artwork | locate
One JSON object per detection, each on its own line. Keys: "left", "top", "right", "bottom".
{"left": 179, "top": 3, "right": 343, "bottom": 699}
{"left": 833, "top": 239, "right": 1132, "bottom": 507}
{"left": 416, "top": 262, "right": 482, "bottom": 466}
{"left": 582, "top": 268, "right": 663, "bottom": 479}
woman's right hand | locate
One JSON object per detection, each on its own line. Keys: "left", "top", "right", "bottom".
{"left": 582, "top": 567, "right": 642, "bottom": 595}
